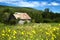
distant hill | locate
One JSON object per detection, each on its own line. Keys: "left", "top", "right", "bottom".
{"left": 0, "top": 5, "right": 60, "bottom": 23}
{"left": 0, "top": 5, "right": 43, "bottom": 23}
{"left": 0, "top": 5, "right": 42, "bottom": 12}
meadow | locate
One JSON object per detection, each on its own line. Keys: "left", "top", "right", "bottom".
{"left": 0, "top": 23, "right": 60, "bottom": 40}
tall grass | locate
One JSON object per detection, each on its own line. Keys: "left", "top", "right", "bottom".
{"left": 0, "top": 23, "right": 60, "bottom": 40}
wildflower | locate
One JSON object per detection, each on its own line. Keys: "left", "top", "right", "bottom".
{"left": 52, "top": 34, "right": 56, "bottom": 38}
{"left": 59, "top": 24, "right": 60, "bottom": 25}
{"left": 41, "top": 39, "right": 44, "bottom": 40}
{"left": 32, "top": 30, "right": 36, "bottom": 34}
{"left": 8, "top": 29, "right": 11, "bottom": 32}
{"left": 40, "top": 29, "right": 42, "bottom": 31}
{"left": 2, "top": 34, "right": 5, "bottom": 36}
{"left": 36, "top": 39, "right": 39, "bottom": 40}
{"left": 24, "top": 39, "right": 25, "bottom": 40}
{"left": 21, "top": 32, "right": 24, "bottom": 35}
{"left": 45, "top": 32, "right": 50, "bottom": 35}
{"left": 51, "top": 37, "right": 54, "bottom": 40}
{"left": 27, "top": 32, "right": 32, "bottom": 35}
{"left": 56, "top": 28, "right": 59, "bottom": 30}
{"left": 13, "top": 30, "right": 17, "bottom": 34}
{"left": 46, "top": 37, "right": 48, "bottom": 40}
{"left": 12, "top": 36, "right": 16, "bottom": 39}
{"left": 30, "top": 35, "right": 33, "bottom": 39}
{"left": 13, "top": 30, "right": 17, "bottom": 35}
{"left": 8, "top": 37, "right": 11, "bottom": 40}
{"left": 53, "top": 28, "right": 56, "bottom": 31}
{"left": 13, "top": 36, "right": 16, "bottom": 39}
{"left": 2, "top": 29, "right": 5, "bottom": 33}
{"left": 7, "top": 34, "right": 9, "bottom": 37}
{"left": 46, "top": 39, "right": 48, "bottom": 40}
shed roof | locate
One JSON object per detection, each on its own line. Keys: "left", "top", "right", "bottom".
{"left": 13, "top": 12, "right": 31, "bottom": 20}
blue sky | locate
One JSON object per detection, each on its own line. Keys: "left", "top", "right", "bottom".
{"left": 0, "top": 0, "right": 60, "bottom": 13}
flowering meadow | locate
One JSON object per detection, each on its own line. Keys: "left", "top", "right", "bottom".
{"left": 0, "top": 23, "right": 60, "bottom": 40}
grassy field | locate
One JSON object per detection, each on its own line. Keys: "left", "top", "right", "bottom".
{"left": 0, "top": 23, "right": 60, "bottom": 40}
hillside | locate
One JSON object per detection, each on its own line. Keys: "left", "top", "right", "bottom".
{"left": 0, "top": 5, "right": 43, "bottom": 23}
{"left": 0, "top": 5, "right": 42, "bottom": 12}
{"left": 0, "top": 5, "right": 60, "bottom": 24}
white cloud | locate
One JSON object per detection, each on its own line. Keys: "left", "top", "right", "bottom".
{"left": 0, "top": 0, "right": 40, "bottom": 7}
{"left": 48, "top": 2, "right": 60, "bottom": 6}
{"left": 40, "top": 2, "right": 47, "bottom": 6}
{"left": 15, "top": 1, "right": 40, "bottom": 7}
{"left": 16, "top": 1, "right": 48, "bottom": 7}
{"left": 0, "top": 0, "right": 60, "bottom": 7}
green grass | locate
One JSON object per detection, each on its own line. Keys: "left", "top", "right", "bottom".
{"left": 0, "top": 23, "right": 60, "bottom": 40}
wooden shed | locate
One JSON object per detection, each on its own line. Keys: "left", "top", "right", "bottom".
{"left": 13, "top": 12, "right": 31, "bottom": 24}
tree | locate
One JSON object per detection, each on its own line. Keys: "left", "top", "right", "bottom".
{"left": 44, "top": 8, "right": 50, "bottom": 13}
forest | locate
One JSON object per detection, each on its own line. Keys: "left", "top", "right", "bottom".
{"left": 0, "top": 5, "right": 60, "bottom": 24}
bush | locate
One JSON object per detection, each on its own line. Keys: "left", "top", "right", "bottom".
{"left": 8, "top": 19, "right": 17, "bottom": 25}
{"left": 43, "top": 19, "right": 54, "bottom": 23}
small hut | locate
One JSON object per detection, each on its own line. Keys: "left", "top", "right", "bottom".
{"left": 13, "top": 12, "right": 31, "bottom": 24}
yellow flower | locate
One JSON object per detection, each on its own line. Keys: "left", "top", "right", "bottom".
{"left": 45, "top": 32, "right": 50, "bottom": 35}
{"left": 59, "top": 24, "right": 60, "bottom": 25}
{"left": 52, "top": 34, "right": 56, "bottom": 38}
{"left": 51, "top": 37, "right": 54, "bottom": 40}
{"left": 40, "top": 29, "right": 42, "bottom": 31}
{"left": 7, "top": 34, "right": 9, "bottom": 37}
{"left": 27, "top": 32, "right": 32, "bottom": 35}
{"left": 24, "top": 39, "right": 25, "bottom": 40}
{"left": 46, "top": 39, "right": 48, "bottom": 40}
{"left": 21, "top": 32, "right": 24, "bottom": 35}
{"left": 12, "top": 36, "right": 16, "bottom": 39}
{"left": 32, "top": 30, "right": 36, "bottom": 34}
{"left": 46, "top": 37, "right": 48, "bottom": 40}
{"left": 2, "top": 34, "right": 5, "bottom": 36}
{"left": 8, "top": 37, "right": 11, "bottom": 40}
{"left": 2, "top": 30, "right": 5, "bottom": 33}
{"left": 13, "top": 30, "right": 17, "bottom": 35}
{"left": 36, "top": 39, "right": 39, "bottom": 40}
{"left": 13, "top": 36, "right": 16, "bottom": 39}
{"left": 53, "top": 28, "right": 56, "bottom": 31}
{"left": 56, "top": 28, "right": 59, "bottom": 30}
{"left": 6, "top": 34, "right": 9, "bottom": 37}
{"left": 14, "top": 30, "right": 17, "bottom": 34}
{"left": 30, "top": 35, "right": 33, "bottom": 39}
{"left": 41, "top": 39, "right": 44, "bottom": 40}
{"left": 8, "top": 29, "right": 11, "bottom": 32}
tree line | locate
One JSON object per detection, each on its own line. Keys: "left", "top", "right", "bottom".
{"left": 0, "top": 5, "right": 60, "bottom": 24}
